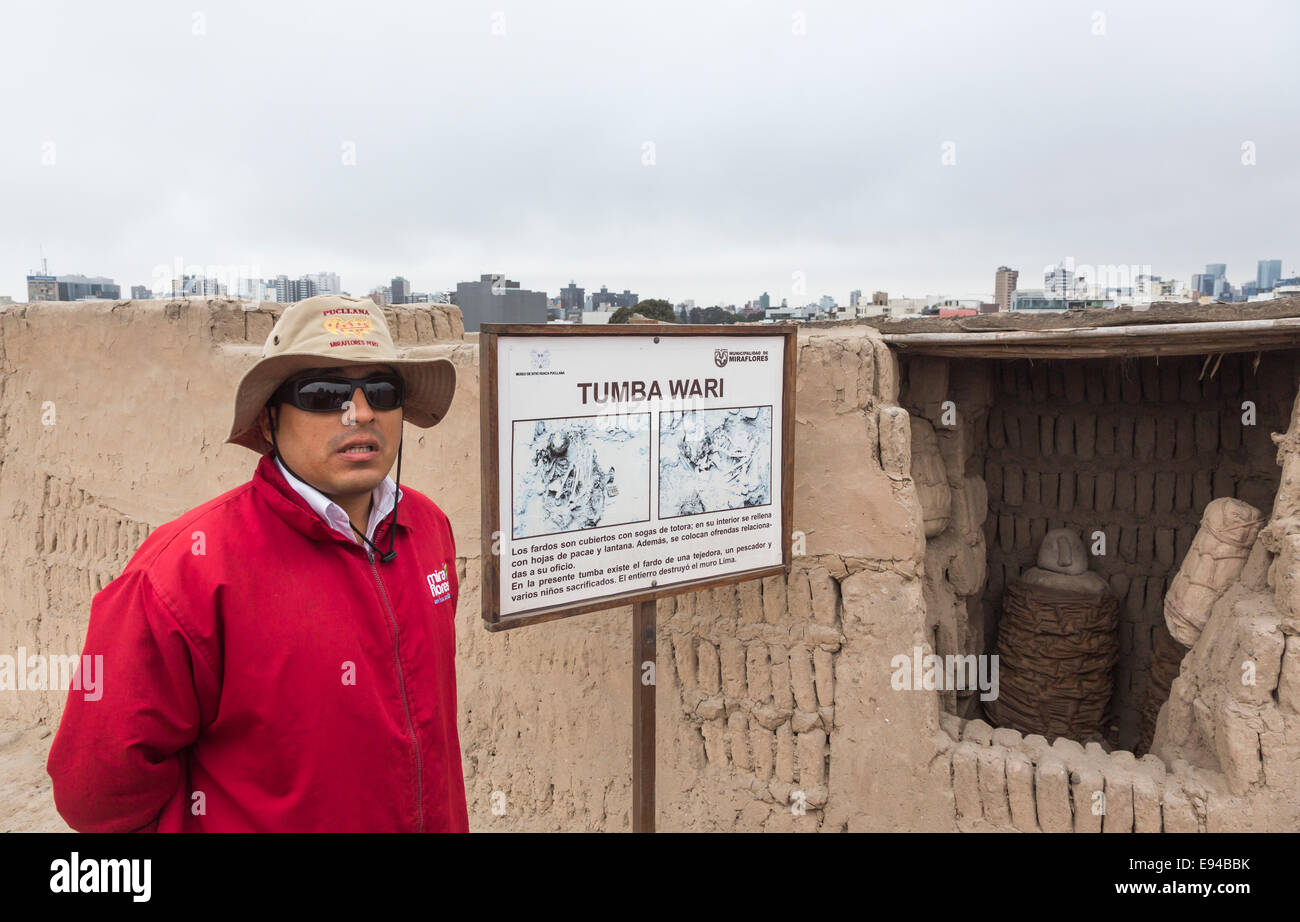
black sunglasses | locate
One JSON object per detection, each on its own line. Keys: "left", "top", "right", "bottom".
{"left": 271, "top": 372, "right": 405, "bottom": 413}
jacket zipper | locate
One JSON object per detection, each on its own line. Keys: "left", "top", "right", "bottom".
{"left": 366, "top": 544, "right": 425, "bottom": 833}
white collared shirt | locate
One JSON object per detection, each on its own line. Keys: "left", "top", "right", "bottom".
{"left": 275, "top": 455, "right": 403, "bottom": 547}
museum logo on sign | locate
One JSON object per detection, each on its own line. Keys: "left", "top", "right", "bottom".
{"left": 517, "top": 347, "right": 564, "bottom": 376}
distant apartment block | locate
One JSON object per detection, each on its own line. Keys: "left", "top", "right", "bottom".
{"left": 26, "top": 274, "right": 121, "bottom": 301}
{"left": 454, "top": 274, "right": 547, "bottom": 332}
{"left": 130, "top": 285, "right": 151, "bottom": 299}
{"left": 888, "top": 297, "right": 926, "bottom": 316}
{"left": 307, "top": 272, "right": 341, "bottom": 295}
{"left": 172, "top": 275, "right": 227, "bottom": 297}
{"left": 266, "top": 275, "right": 319, "bottom": 302}
{"left": 1011, "top": 289, "right": 1113, "bottom": 312}
{"left": 579, "top": 305, "right": 616, "bottom": 325}
{"left": 590, "top": 286, "right": 638, "bottom": 310}
{"left": 764, "top": 305, "right": 812, "bottom": 322}
{"left": 994, "top": 266, "right": 1018, "bottom": 311}
{"left": 560, "top": 281, "right": 585, "bottom": 313}
{"left": 26, "top": 276, "right": 57, "bottom": 301}
{"left": 1044, "top": 262, "right": 1078, "bottom": 297}
{"left": 930, "top": 297, "right": 982, "bottom": 312}
{"left": 391, "top": 276, "right": 411, "bottom": 304}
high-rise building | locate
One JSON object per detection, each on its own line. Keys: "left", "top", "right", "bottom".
{"left": 848, "top": 290, "right": 861, "bottom": 308}
{"left": 390, "top": 277, "right": 411, "bottom": 305}
{"left": 265, "top": 275, "right": 320, "bottom": 302}
{"left": 995, "top": 266, "right": 1018, "bottom": 312}
{"left": 307, "top": 272, "right": 341, "bottom": 295}
{"left": 760, "top": 292, "right": 771, "bottom": 311}
{"left": 454, "top": 273, "right": 547, "bottom": 332}
{"left": 235, "top": 279, "right": 268, "bottom": 301}
{"left": 560, "top": 281, "right": 585, "bottom": 314}
{"left": 171, "top": 275, "right": 226, "bottom": 297}
{"left": 1258, "top": 259, "right": 1283, "bottom": 292}
{"left": 590, "top": 285, "right": 639, "bottom": 310}
{"left": 130, "top": 285, "right": 151, "bottom": 299}
{"left": 1203, "top": 264, "right": 1228, "bottom": 299}
{"left": 1044, "top": 262, "right": 1077, "bottom": 297}
{"left": 52, "top": 274, "right": 121, "bottom": 300}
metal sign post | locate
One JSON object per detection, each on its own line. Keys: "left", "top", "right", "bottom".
{"left": 632, "top": 598, "right": 656, "bottom": 833}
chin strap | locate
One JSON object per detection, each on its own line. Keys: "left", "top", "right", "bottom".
{"left": 268, "top": 405, "right": 400, "bottom": 563}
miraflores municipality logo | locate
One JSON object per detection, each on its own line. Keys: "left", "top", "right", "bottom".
{"left": 713, "top": 347, "right": 767, "bottom": 368}
{"left": 427, "top": 563, "right": 452, "bottom": 603}
{"left": 530, "top": 347, "right": 551, "bottom": 370}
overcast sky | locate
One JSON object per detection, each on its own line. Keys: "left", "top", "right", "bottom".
{"left": 2, "top": 0, "right": 1296, "bottom": 306}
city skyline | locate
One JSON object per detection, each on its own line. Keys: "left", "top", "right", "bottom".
{"left": 15, "top": 253, "right": 1297, "bottom": 311}
{"left": 3, "top": 1, "right": 1297, "bottom": 306}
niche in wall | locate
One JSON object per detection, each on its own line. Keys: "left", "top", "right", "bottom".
{"left": 898, "top": 348, "right": 1299, "bottom": 755}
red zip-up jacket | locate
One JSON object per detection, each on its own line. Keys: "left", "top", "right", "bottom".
{"left": 46, "top": 452, "right": 469, "bottom": 832}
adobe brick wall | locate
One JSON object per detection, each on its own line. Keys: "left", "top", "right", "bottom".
{"left": 5, "top": 301, "right": 1299, "bottom": 831}
{"left": 0, "top": 302, "right": 948, "bottom": 832}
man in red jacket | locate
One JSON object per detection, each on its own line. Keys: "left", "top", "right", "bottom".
{"left": 47, "top": 295, "right": 470, "bottom": 832}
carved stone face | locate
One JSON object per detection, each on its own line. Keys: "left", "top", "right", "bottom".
{"left": 1037, "top": 528, "right": 1088, "bottom": 575}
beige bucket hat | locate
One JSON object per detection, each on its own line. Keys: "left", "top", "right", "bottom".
{"left": 226, "top": 294, "right": 456, "bottom": 454}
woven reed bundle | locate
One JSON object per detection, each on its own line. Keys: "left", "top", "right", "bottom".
{"left": 985, "top": 578, "right": 1120, "bottom": 741}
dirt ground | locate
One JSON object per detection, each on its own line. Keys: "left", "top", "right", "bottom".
{"left": 0, "top": 719, "right": 71, "bottom": 832}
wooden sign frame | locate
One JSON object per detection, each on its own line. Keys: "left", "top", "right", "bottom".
{"left": 479, "top": 323, "right": 797, "bottom": 632}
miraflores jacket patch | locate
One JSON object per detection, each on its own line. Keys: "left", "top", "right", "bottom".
{"left": 47, "top": 453, "right": 469, "bottom": 833}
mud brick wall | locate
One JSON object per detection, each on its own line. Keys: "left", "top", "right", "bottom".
{"left": 978, "top": 352, "right": 1300, "bottom": 752}
{"left": 898, "top": 356, "right": 995, "bottom": 719}
{"left": 9, "top": 301, "right": 1300, "bottom": 831}
{"left": 2, "top": 305, "right": 945, "bottom": 832}
{"left": 0, "top": 298, "right": 468, "bottom": 729}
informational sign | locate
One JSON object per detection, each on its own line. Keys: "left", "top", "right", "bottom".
{"left": 479, "top": 324, "right": 796, "bottom": 630}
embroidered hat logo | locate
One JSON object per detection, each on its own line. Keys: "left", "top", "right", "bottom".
{"left": 323, "top": 315, "right": 375, "bottom": 336}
